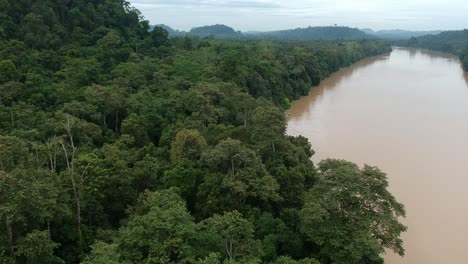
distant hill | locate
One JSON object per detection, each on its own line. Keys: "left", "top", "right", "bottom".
{"left": 259, "top": 26, "right": 371, "bottom": 41}
{"left": 150, "top": 24, "right": 186, "bottom": 36}
{"left": 154, "top": 24, "right": 372, "bottom": 41}
{"left": 188, "top": 24, "right": 241, "bottom": 38}
{"left": 362, "top": 29, "right": 442, "bottom": 39}
{"left": 152, "top": 24, "right": 449, "bottom": 43}
{"left": 402, "top": 29, "right": 468, "bottom": 70}
{"left": 404, "top": 29, "right": 468, "bottom": 54}
{"left": 152, "top": 24, "right": 187, "bottom": 36}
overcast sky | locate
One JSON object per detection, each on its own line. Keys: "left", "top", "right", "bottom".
{"left": 129, "top": 0, "right": 468, "bottom": 32}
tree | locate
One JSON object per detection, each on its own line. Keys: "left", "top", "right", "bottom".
{"left": 461, "top": 46, "right": 468, "bottom": 71}
{"left": 0, "top": 60, "right": 19, "bottom": 84}
{"left": 84, "top": 85, "right": 127, "bottom": 131}
{"left": 161, "top": 161, "right": 201, "bottom": 202}
{"left": 81, "top": 242, "right": 123, "bottom": 264}
{"left": 121, "top": 113, "right": 150, "bottom": 146}
{"left": 0, "top": 169, "right": 66, "bottom": 263}
{"left": 201, "top": 138, "right": 280, "bottom": 208}
{"left": 275, "top": 256, "right": 320, "bottom": 264}
{"left": 150, "top": 27, "right": 169, "bottom": 47}
{"left": 251, "top": 106, "right": 286, "bottom": 153}
{"left": 185, "top": 83, "right": 229, "bottom": 127}
{"left": 300, "top": 159, "right": 406, "bottom": 264}
{"left": 202, "top": 211, "right": 262, "bottom": 262}
{"left": 232, "top": 92, "right": 256, "bottom": 127}
{"left": 58, "top": 58, "right": 101, "bottom": 88}
{"left": 59, "top": 116, "right": 86, "bottom": 257}
{"left": 15, "top": 230, "right": 60, "bottom": 264}
{"left": 22, "top": 13, "right": 51, "bottom": 48}
{"left": 86, "top": 189, "right": 198, "bottom": 264}
{"left": 0, "top": 0, "right": 14, "bottom": 39}
{"left": 0, "top": 136, "right": 29, "bottom": 171}
{"left": 97, "top": 31, "right": 123, "bottom": 49}
{"left": 0, "top": 81, "right": 24, "bottom": 106}
{"left": 170, "top": 129, "right": 207, "bottom": 162}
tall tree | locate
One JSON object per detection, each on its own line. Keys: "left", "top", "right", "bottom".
{"left": 300, "top": 159, "right": 406, "bottom": 264}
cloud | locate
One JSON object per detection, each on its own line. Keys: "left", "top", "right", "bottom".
{"left": 131, "top": 0, "right": 281, "bottom": 9}
{"left": 128, "top": 0, "right": 468, "bottom": 31}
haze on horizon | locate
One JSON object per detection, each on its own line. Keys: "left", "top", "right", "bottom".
{"left": 129, "top": 0, "right": 468, "bottom": 32}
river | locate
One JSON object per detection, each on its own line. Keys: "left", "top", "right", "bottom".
{"left": 287, "top": 47, "right": 468, "bottom": 264}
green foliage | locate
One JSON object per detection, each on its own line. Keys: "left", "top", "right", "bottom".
{"left": 403, "top": 30, "right": 468, "bottom": 69}
{"left": 0, "top": 60, "right": 20, "bottom": 84}
{"left": 81, "top": 242, "right": 124, "bottom": 264}
{"left": 260, "top": 26, "right": 371, "bottom": 41}
{"left": 251, "top": 106, "right": 286, "bottom": 149}
{"left": 121, "top": 113, "right": 150, "bottom": 146}
{"left": 189, "top": 24, "right": 241, "bottom": 38}
{"left": 58, "top": 58, "right": 101, "bottom": 87}
{"left": 0, "top": 136, "right": 29, "bottom": 170}
{"left": 201, "top": 138, "right": 280, "bottom": 210}
{"left": 86, "top": 189, "right": 197, "bottom": 263}
{"left": 202, "top": 211, "right": 262, "bottom": 261}
{"left": 15, "top": 230, "right": 61, "bottom": 264}
{"left": 404, "top": 29, "right": 468, "bottom": 54}
{"left": 151, "top": 27, "right": 169, "bottom": 47}
{"left": 0, "top": 0, "right": 403, "bottom": 263}
{"left": 300, "top": 159, "right": 406, "bottom": 264}
{"left": 462, "top": 47, "right": 468, "bottom": 71}
{"left": 170, "top": 129, "right": 207, "bottom": 162}
{"left": 275, "top": 256, "right": 320, "bottom": 264}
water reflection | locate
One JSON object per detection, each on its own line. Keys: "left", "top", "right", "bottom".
{"left": 288, "top": 48, "right": 468, "bottom": 264}
{"left": 287, "top": 54, "right": 390, "bottom": 123}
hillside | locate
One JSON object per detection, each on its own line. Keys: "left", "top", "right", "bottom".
{"left": 152, "top": 24, "right": 186, "bottom": 36}
{"left": 159, "top": 24, "right": 372, "bottom": 41}
{"left": 405, "top": 29, "right": 468, "bottom": 53}
{"left": 259, "top": 26, "right": 371, "bottom": 41}
{"left": 362, "top": 29, "right": 442, "bottom": 39}
{"left": 0, "top": 0, "right": 404, "bottom": 263}
{"left": 0, "top": 0, "right": 150, "bottom": 48}
{"left": 188, "top": 24, "right": 241, "bottom": 38}
{"left": 403, "top": 29, "right": 468, "bottom": 70}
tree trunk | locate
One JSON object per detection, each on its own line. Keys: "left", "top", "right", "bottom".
{"left": 9, "top": 108, "right": 14, "bottom": 128}
{"left": 62, "top": 116, "right": 83, "bottom": 259}
{"left": 47, "top": 220, "right": 51, "bottom": 239}
{"left": 74, "top": 190, "right": 82, "bottom": 253}
{"left": 244, "top": 111, "right": 248, "bottom": 127}
{"left": 225, "top": 238, "right": 233, "bottom": 260}
{"left": 231, "top": 157, "right": 235, "bottom": 176}
{"left": 229, "top": 239, "right": 233, "bottom": 260}
{"left": 6, "top": 218, "right": 14, "bottom": 259}
{"left": 115, "top": 110, "right": 119, "bottom": 133}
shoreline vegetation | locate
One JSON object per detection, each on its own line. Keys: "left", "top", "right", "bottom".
{"left": 400, "top": 29, "right": 468, "bottom": 71}
{"left": 0, "top": 1, "right": 407, "bottom": 264}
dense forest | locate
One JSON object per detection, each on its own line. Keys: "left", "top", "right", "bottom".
{"left": 189, "top": 25, "right": 242, "bottom": 39}
{"left": 403, "top": 30, "right": 468, "bottom": 70}
{"left": 256, "top": 26, "right": 370, "bottom": 41}
{"left": 0, "top": 0, "right": 406, "bottom": 264}
{"left": 361, "top": 29, "right": 442, "bottom": 40}
{"left": 157, "top": 24, "right": 371, "bottom": 42}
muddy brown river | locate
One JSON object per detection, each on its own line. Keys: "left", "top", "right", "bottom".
{"left": 287, "top": 47, "right": 468, "bottom": 264}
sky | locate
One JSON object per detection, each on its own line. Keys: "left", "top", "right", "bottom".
{"left": 128, "top": 0, "right": 468, "bottom": 32}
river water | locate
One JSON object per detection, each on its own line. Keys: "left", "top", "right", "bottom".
{"left": 287, "top": 48, "right": 468, "bottom": 264}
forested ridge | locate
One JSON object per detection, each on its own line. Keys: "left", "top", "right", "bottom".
{"left": 0, "top": 1, "right": 405, "bottom": 264}
{"left": 156, "top": 25, "right": 371, "bottom": 41}
{"left": 402, "top": 29, "right": 468, "bottom": 70}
